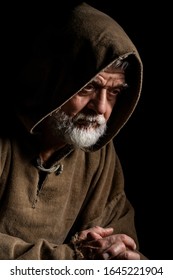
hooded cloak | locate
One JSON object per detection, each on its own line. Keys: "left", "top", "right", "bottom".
{"left": 0, "top": 2, "right": 145, "bottom": 259}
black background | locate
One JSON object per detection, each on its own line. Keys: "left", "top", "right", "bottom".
{"left": 2, "top": 0, "right": 171, "bottom": 259}
{"left": 85, "top": 1, "right": 171, "bottom": 260}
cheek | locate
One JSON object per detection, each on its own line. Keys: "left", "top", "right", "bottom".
{"left": 105, "top": 101, "right": 116, "bottom": 120}
{"left": 61, "top": 96, "right": 89, "bottom": 116}
{"left": 105, "top": 110, "right": 112, "bottom": 121}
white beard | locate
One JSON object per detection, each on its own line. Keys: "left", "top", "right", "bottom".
{"left": 49, "top": 110, "right": 107, "bottom": 148}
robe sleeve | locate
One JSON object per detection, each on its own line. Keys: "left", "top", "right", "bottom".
{"left": 0, "top": 233, "right": 75, "bottom": 259}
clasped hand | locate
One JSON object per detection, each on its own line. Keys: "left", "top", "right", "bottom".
{"left": 74, "top": 226, "right": 140, "bottom": 260}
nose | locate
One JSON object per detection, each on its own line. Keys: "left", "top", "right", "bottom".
{"left": 87, "top": 89, "right": 107, "bottom": 115}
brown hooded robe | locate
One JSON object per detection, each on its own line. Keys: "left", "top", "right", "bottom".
{"left": 0, "top": 2, "right": 145, "bottom": 259}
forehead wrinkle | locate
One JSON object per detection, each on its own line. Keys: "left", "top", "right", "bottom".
{"left": 93, "top": 73, "right": 125, "bottom": 88}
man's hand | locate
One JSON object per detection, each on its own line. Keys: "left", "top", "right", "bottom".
{"left": 74, "top": 226, "right": 140, "bottom": 260}
{"left": 78, "top": 226, "right": 114, "bottom": 240}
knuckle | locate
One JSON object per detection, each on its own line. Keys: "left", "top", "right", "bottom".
{"left": 119, "top": 233, "right": 127, "bottom": 241}
{"left": 118, "top": 241, "right": 126, "bottom": 251}
{"left": 94, "top": 226, "right": 102, "bottom": 231}
{"left": 96, "top": 238, "right": 104, "bottom": 247}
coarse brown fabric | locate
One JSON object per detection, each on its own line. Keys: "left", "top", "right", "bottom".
{"left": 0, "top": 2, "right": 146, "bottom": 259}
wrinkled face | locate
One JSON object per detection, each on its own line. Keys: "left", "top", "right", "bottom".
{"left": 61, "top": 68, "right": 126, "bottom": 121}
{"left": 44, "top": 68, "right": 126, "bottom": 149}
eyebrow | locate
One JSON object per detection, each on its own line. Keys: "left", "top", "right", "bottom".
{"left": 90, "top": 80, "right": 128, "bottom": 90}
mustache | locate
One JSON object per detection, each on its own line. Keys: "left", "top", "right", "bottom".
{"left": 73, "top": 113, "right": 106, "bottom": 125}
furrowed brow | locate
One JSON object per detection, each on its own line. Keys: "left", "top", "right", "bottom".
{"left": 90, "top": 81, "right": 128, "bottom": 90}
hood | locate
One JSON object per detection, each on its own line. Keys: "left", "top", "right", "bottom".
{"left": 14, "top": 2, "right": 143, "bottom": 151}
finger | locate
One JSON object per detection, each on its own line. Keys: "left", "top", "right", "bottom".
{"left": 78, "top": 226, "right": 113, "bottom": 240}
{"left": 110, "top": 234, "right": 137, "bottom": 250}
{"left": 119, "top": 234, "right": 137, "bottom": 250}
{"left": 88, "top": 226, "right": 113, "bottom": 236}
{"left": 91, "top": 234, "right": 137, "bottom": 257}
{"left": 93, "top": 234, "right": 136, "bottom": 251}
{"left": 99, "top": 227, "right": 114, "bottom": 237}
{"left": 87, "top": 232, "right": 102, "bottom": 240}
{"left": 87, "top": 227, "right": 114, "bottom": 241}
{"left": 117, "top": 250, "right": 140, "bottom": 260}
{"left": 87, "top": 227, "right": 114, "bottom": 239}
{"left": 102, "top": 241, "right": 126, "bottom": 259}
